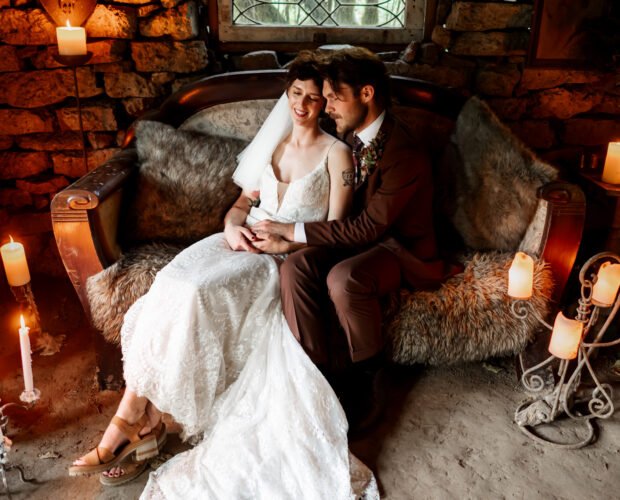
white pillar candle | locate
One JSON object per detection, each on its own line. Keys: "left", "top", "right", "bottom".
{"left": 548, "top": 312, "right": 583, "bottom": 360}
{"left": 592, "top": 261, "right": 620, "bottom": 307}
{"left": 602, "top": 142, "right": 620, "bottom": 185}
{"left": 19, "top": 315, "right": 34, "bottom": 393}
{"left": 56, "top": 21, "right": 87, "bottom": 56}
{"left": 0, "top": 236, "right": 31, "bottom": 287}
{"left": 508, "top": 252, "right": 534, "bottom": 299}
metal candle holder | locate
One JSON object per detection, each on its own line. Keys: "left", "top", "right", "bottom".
{"left": 512, "top": 252, "right": 620, "bottom": 449}
{"left": 0, "top": 400, "right": 37, "bottom": 499}
{"left": 52, "top": 51, "right": 93, "bottom": 173}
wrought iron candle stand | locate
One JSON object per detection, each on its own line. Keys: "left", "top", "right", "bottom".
{"left": 52, "top": 52, "right": 93, "bottom": 173}
{"left": 0, "top": 400, "right": 37, "bottom": 499}
{"left": 512, "top": 251, "right": 620, "bottom": 449}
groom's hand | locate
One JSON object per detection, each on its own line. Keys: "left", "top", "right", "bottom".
{"left": 252, "top": 221, "right": 295, "bottom": 241}
{"left": 252, "top": 233, "right": 290, "bottom": 254}
{"left": 224, "top": 223, "right": 262, "bottom": 253}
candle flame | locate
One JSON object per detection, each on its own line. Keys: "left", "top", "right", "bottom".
{"left": 66, "top": 20, "right": 71, "bottom": 28}
{"left": 20, "top": 314, "right": 25, "bottom": 329}
{"left": 9, "top": 235, "right": 14, "bottom": 243}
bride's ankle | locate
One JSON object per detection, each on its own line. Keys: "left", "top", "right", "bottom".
{"left": 145, "top": 402, "right": 162, "bottom": 429}
{"left": 116, "top": 404, "right": 147, "bottom": 427}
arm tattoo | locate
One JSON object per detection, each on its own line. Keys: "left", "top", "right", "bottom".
{"left": 342, "top": 169, "right": 355, "bottom": 187}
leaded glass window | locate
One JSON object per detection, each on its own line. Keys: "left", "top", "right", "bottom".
{"left": 217, "top": 0, "right": 425, "bottom": 44}
{"left": 233, "top": 1, "right": 405, "bottom": 29}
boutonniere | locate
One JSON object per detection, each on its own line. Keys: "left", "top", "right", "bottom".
{"left": 356, "top": 130, "right": 387, "bottom": 187}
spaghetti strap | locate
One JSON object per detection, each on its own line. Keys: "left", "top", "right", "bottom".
{"left": 323, "top": 138, "right": 340, "bottom": 165}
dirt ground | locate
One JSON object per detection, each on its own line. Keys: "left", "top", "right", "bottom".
{"left": 1, "top": 275, "right": 619, "bottom": 499}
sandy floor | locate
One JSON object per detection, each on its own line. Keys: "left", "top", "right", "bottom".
{"left": 1, "top": 276, "right": 619, "bottom": 499}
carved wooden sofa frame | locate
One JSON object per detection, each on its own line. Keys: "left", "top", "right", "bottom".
{"left": 50, "top": 70, "right": 586, "bottom": 387}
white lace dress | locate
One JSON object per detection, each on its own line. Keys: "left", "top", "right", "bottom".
{"left": 120, "top": 148, "right": 378, "bottom": 499}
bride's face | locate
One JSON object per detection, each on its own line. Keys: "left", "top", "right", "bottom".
{"left": 287, "top": 79, "right": 325, "bottom": 127}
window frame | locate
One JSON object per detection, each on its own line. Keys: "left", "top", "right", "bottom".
{"left": 213, "top": 0, "right": 428, "bottom": 45}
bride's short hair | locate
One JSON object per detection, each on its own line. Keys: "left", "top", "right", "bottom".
{"left": 285, "top": 51, "right": 323, "bottom": 91}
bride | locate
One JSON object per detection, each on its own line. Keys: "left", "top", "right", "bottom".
{"left": 69, "top": 51, "right": 378, "bottom": 498}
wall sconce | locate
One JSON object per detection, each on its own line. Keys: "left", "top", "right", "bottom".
{"left": 508, "top": 251, "right": 620, "bottom": 448}
{"left": 39, "top": 0, "right": 97, "bottom": 28}
{"left": 602, "top": 142, "right": 620, "bottom": 185}
{"left": 39, "top": 1, "right": 97, "bottom": 173}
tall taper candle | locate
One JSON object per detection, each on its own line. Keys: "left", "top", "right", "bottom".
{"left": 19, "top": 314, "right": 34, "bottom": 393}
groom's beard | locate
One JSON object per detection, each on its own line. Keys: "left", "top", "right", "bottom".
{"left": 330, "top": 105, "right": 368, "bottom": 136}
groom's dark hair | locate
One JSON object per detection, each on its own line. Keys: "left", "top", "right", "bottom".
{"left": 285, "top": 50, "right": 323, "bottom": 92}
{"left": 321, "top": 47, "right": 390, "bottom": 108}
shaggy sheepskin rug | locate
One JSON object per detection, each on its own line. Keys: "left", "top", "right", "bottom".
{"left": 87, "top": 242, "right": 182, "bottom": 344}
{"left": 387, "top": 252, "right": 553, "bottom": 365}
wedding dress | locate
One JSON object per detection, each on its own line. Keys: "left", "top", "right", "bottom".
{"left": 120, "top": 144, "right": 379, "bottom": 499}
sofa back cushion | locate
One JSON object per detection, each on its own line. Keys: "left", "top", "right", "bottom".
{"left": 122, "top": 120, "right": 248, "bottom": 245}
{"left": 180, "top": 99, "right": 278, "bottom": 140}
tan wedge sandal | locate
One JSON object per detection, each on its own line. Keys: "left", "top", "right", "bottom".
{"left": 68, "top": 414, "right": 160, "bottom": 476}
{"left": 99, "top": 421, "right": 167, "bottom": 487}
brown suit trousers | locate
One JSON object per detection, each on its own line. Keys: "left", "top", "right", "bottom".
{"left": 281, "top": 245, "right": 401, "bottom": 365}
{"left": 281, "top": 115, "right": 449, "bottom": 365}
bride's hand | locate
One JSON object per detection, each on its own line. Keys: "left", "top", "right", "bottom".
{"left": 224, "top": 224, "right": 262, "bottom": 253}
{"left": 252, "top": 232, "right": 290, "bottom": 254}
{"left": 252, "top": 221, "right": 295, "bottom": 241}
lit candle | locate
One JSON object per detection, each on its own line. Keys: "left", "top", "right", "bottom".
{"left": 508, "top": 252, "right": 534, "bottom": 299}
{"left": 592, "top": 261, "right": 620, "bottom": 307}
{"left": 56, "top": 21, "right": 86, "bottom": 56}
{"left": 602, "top": 142, "right": 620, "bottom": 185}
{"left": 548, "top": 312, "right": 583, "bottom": 360}
{"left": 0, "top": 236, "right": 31, "bottom": 287}
{"left": 19, "top": 315, "right": 34, "bottom": 393}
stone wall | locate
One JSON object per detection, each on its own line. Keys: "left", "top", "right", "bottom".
{"left": 0, "top": 0, "right": 619, "bottom": 278}
{"left": 0, "top": 0, "right": 208, "bottom": 276}
{"left": 388, "top": 1, "right": 620, "bottom": 162}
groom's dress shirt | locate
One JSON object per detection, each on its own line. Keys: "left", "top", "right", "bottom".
{"left": 353, "top": 110, "right": 386, "bottom": 147}
{"left": 297, "top": 110, "right": 448, "bottom": 289}
{"left": 293, "top": 111, "right": 386, "bottom": 244}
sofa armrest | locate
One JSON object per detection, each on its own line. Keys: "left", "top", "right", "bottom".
{"left": 535, "top": 181, "right": 586, "bottom": 304}
{"left": 516, "top": 180, "right": 585, "bottom": 376}
{"left": 51, "top": 148, "right": 138, "bottom": 315}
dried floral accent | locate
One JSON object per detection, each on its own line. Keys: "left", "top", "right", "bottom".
{"left": 355, "top": 130, "right": 387, "bottom": 188}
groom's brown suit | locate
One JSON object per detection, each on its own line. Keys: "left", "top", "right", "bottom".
{"left": 280, "top": 114, "right": 450, "bottom": 365}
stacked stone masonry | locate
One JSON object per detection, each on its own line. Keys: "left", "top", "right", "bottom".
{"left": 0, "top": 0, "right": 208, "bottom": 275}
{"left": 392, "top": 1, "right": 620, "bottom": 154}
{"left": 0, "top": 0, "right": 619, "bottom": 276}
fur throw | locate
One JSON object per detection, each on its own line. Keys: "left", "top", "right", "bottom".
{"left": 447, "top": 97, "right": 558, "bottom": 251}
{"left": 122, "top": 121, "right": 248, "bottom": 245}
{"left": 387, "top": 252, "right": 553, "bottom": 365}
{"left": 87, "top": 243, "right": 183, "bottom": 344}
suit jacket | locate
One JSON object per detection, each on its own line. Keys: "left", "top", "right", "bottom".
{"left": 305, "top": 113, "right": 453, "bottom": 288}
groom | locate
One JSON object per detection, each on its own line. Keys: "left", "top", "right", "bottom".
{"left": 254, "top": 47, "right": 450, "bottom": 430}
